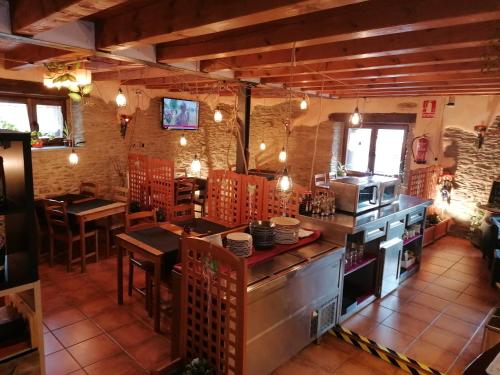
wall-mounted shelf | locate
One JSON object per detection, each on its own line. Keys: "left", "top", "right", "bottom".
{"left": 344, "top": 254, "right": 377, "bottom": 276}
{"left": 403, "top": 234, "right": 422, "bottom": 247}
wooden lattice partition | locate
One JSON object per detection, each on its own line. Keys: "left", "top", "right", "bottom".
{"left": 180, "top": 238, "right": 247, "bottom": 375}
{"left": 149, "top": 156, "right": 175, "bottom": 220}
{"left": 263, "top": 180, "right": 306, "bottom": 219}
{"left": 239, "top": 174, "right": 267, "bottom": 224}
{"left": 407, "top": 165, "right": 442, "bottom": 200}
{"left": 128, "top": 153, "right": 150, "bottom": 209}
{"left": 206, "top": 170, "right": 242, "bottom": 227}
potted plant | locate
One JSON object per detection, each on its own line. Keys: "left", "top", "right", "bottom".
{"left": 30, "top": 131, "right": 44, "bottom": 148}
{"left": 423, "top": 212, "right": 439, "bottom": 247}
{"left": 336, "top": 162, "right": 347, "bottom": 177}
{"left": 182, "top": 358, "right": 213, "bottom": 375}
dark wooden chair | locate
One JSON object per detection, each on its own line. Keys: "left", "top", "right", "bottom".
{"left": 80, "top": 181, "right": 98, "bottom": 197}
{"left": 43, "top": 199, "right": 99, "bottom": 272}
{"left": 171, "top": 204, "right": 195, "bottom": 223}
{"left": 192, "top": 179, "right": 206, "bottom": 217}
{"left": 175, "top": 178, "right": 194, "bottom": 205}
{"left": 99, "top": 186, "right": 129, "bottom": 257}
{"left": 125, "top": 210, "right": 157, "bottom": 316}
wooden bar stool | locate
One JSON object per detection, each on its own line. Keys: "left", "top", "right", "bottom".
{"left": 125, "top": 210, "right": 157, "bottom": 316}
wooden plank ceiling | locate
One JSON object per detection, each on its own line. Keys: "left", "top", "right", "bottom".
{"left": 3, "top": 0, "right": 500, "bottom": 97}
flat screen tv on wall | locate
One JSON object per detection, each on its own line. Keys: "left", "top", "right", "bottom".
{"left": 161, "top": 97, "right": 199, "bottom": 130}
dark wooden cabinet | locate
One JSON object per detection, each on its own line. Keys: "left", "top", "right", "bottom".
{"left": 0, "top": 130, "right": 38, "bottom": 290}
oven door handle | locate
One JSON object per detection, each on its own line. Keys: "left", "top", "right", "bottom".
{"left": 369, "top": 185, "right": 379, "bottom": 204}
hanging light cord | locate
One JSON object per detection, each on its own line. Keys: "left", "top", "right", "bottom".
{"left": 308, "top": 80, "right": 325, "bottom": 191}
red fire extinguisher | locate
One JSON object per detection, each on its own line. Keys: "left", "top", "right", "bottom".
{"left": 412, "top": 135, "right": 430, "bottom": 164}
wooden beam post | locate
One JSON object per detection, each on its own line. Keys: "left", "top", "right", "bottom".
{"left": 236, "top": 85, "right": 251, "bottom": 174}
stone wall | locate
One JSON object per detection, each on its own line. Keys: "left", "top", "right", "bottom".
{"left": 442, "top": 124, "right": 500, "bottom": 235}
{"left": 32, "top": 96, "right": 237, "bottom": 198}
{"left": 249, "top": 100, "right": 343, "bottom": 188}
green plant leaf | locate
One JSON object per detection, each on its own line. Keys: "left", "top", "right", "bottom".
{"left": 68, "top": 85, "right": 80, "bottom": 92}
{"left": 68, "top": 92, "right": 82, "bottom": 102}
{"left": 81, "top": 84, "right": 93, "bottom": 95}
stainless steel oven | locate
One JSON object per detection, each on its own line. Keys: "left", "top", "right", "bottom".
{"left": 330, "top": 176, "right": 380, "bottom": 214}
{"left": 373, "top": 176, "right": 400, "bottom": 207}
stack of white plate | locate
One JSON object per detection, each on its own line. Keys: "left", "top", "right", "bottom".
{"left": 226, "top": 232, "right": 253, "bottom": 257}
{"left": 270, "top": 217, "right": 300, "bottom": 244}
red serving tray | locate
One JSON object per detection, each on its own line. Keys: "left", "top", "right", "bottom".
{"left": 246, "top": 229, "right": 321, "bottom": 267}
{"left": 173, "top": 229, "right": 321, "bottom": 273}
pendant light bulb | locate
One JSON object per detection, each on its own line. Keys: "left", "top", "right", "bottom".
{"left": 300, "top": 98, "right": 308, "bottom": 110}
{"left": 191, "top": 154, "right": 201, "bottom": 174}
{"left": 350, "top": 106, "right": 361, "bottom": 126}
{"left": 259, "top": 140, "right": 266, "bottom": 151}
{"left": 68, "top": 149, "right": 79, "bottom": 166}
{"left": 213, "top": 108, "right": 223, "bottom": 123}
{"left": 278, "top": 147, "right": 287, "bottom": 163}
{"left": 277, "top": 168, "right": 292, "bottom": 192}
{"left": 116, "top": 88, "right": 127, "bottom": 107}
{"left": 179, "top": 134, "right": 187, "bottom": 146}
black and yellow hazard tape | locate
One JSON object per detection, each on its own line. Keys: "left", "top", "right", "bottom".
{"left": 329, "top": 325, "right": 446, "bottom": 375}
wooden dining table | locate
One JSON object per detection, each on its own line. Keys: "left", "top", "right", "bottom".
{"left": 64, "top": 198, "right": 127, "bottom": 272}
{"left": 114, "top": 218, "right": 235, "bottom": 332}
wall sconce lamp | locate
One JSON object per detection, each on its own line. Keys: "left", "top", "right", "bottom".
{"left": 120, "top": 115, "right": 132, "bottom": 138}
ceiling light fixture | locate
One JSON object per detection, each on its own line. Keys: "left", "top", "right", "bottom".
{"left": 191, "top": 154, "right": 201, "bottom": 174}
{"left": 277, "top": 167, "right": 292, "bottom": 193}
{"left": 300, "top": 95, "right": 308, "bottom": 110}
{"left": 68, "top": 149, "right": 79, "bottom": 165}
{"left": 279, "top": 146, "right": 287, "bottom": 163}
{"left": 116, "top": 88, "right": 127, "bottom": 107}
{"left": 180, "top": 134, "right": 187, "bottom": 146}
{"left": 259, "top": 140, "right": 266, "bottom": 151}
{"left": 213, "top": 108, "right": 223, "bottom": 123}
{"left": 350, "top": 97, "right": 362, "bottom": 126}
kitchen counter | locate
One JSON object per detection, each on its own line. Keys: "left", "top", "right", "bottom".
{"left": 299, "top": 194, "right": 433, "bottom": 235}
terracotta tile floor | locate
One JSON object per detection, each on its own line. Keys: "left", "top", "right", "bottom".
{"left": 39, "top": 255, "right": 173, "bottom": 375}
{"left": 275, "top": 236, "right": 499, "bottom": 375}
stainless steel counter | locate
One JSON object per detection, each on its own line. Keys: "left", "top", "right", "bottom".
{"left": 299, "top": 194, "right": 433, "bottom": 234}
{"left": 246, "top": 239, "right": 345, "bottom": 375}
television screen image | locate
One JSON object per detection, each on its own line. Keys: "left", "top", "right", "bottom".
{"left": 161, "top": 98, "right": 199, "bottom": 130}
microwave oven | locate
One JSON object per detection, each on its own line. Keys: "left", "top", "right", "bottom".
{"left": 372, "top": 175, "right": 400, "bottom": 207}
{"left": 330, "top": 176, "right": 380, "bottom": 214}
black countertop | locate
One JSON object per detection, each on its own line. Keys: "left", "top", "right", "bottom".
{"left": 300, "top": 194, "right": 433, "bottom": 234}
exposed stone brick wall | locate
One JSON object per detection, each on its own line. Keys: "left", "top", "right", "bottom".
{"left": 442, "top": 125, "right": 500, "bottom": 235}
{"left": 32, "top": 96, "right": 236, "bottom": 198}
{"left": 249, "top": 100, "right": 341, "bottom": 188}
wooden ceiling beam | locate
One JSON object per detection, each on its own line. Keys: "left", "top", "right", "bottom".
{"left": 235, "top": 47, "right": 487, "bottom": 78}
{"left": 200, "top": 21, "right": 499, "bottom": 71}
{"left": 298, "top": 82, "right": 500, "bottom": 92}
{"left": 280, "top": 71, "right": 500, "bottom": 87}
{"left": 3, "top": 45, "right": 84, "bottom": 69}
{"left": 10, "top": 0, "right": 129, "bottom": 35}
{"left": 325, "top": 87, "right": 500, "bottom": 94}
{"left": 333, "top": 90, "right": 500, "bottom": 97}
{"left": 122, "top": 76, "right": 217, "bottom": 86}
{"left": 260, "top": 61, "right": 487, "bottom": 83}
{"left": 92, "top": 67, "right": 180, "bottom": 81}
{"left": 158, "top": 0, "right": 500, "bottom": 62}
{"left": 96, "top": 0, "right": 366, "bottom": 50}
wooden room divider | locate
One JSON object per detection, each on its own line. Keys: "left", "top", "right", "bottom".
{"left": 128, "top": 154, "right": 175, "bottom": 220}
{"left": 407, "top": 165, "right": 442, "bottom": 200}
{"left": 179, "top": 237, "right": 247, "bottom": 375}
{"left": 205, "top": 170, "right": 243, "bottom": 227}
{"left": 239, "top": 174, "right": 267, "bottom": 224}
{"left": 263, "top": 179, "right": 306, "bottom": 219}
{"left": 128, "top": 153, "right": 150, "bottom": 210}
